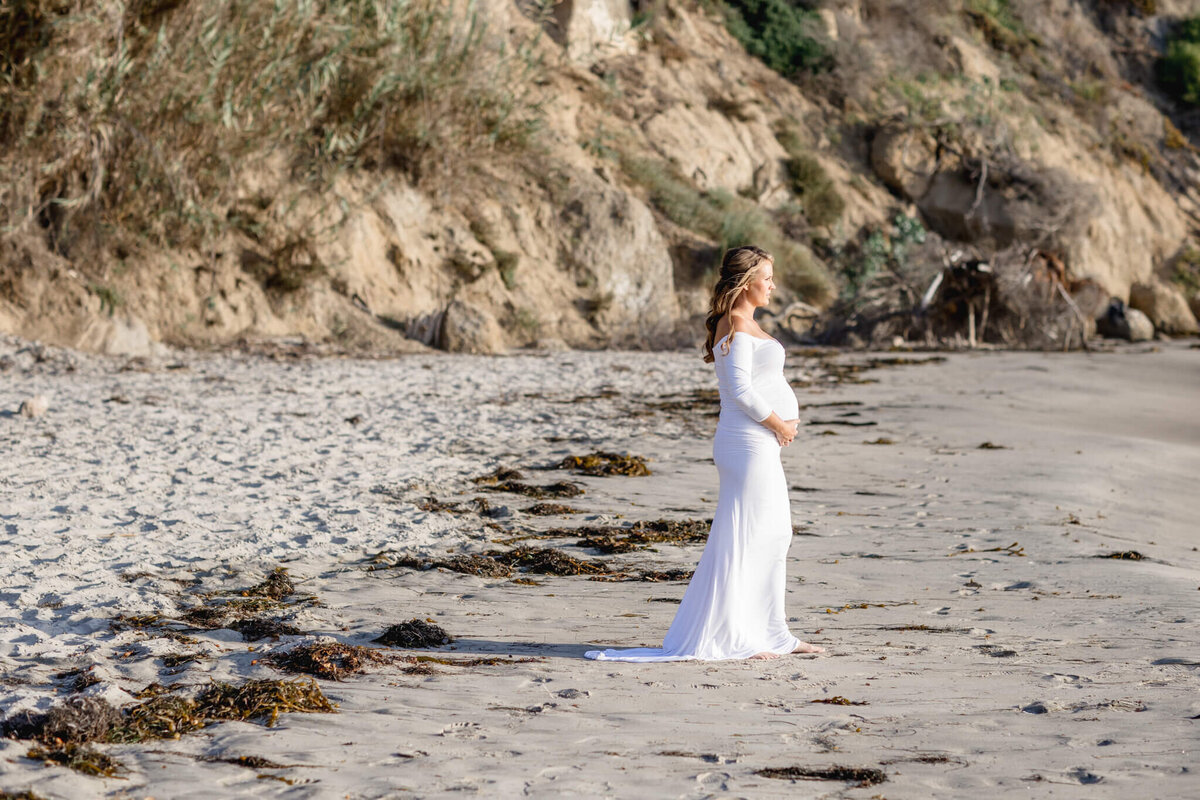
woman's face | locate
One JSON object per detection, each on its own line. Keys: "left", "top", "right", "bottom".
{"left": 744, "top": 260, "right": 776, "bottom": 308}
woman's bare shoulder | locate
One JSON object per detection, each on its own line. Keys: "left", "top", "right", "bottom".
{"left": 729, "top": 313, "right": 757, "bottom": 333}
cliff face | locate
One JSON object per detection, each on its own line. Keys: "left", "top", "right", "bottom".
{"left": 1, "top": 0, "right": 1197, "bottom": 355}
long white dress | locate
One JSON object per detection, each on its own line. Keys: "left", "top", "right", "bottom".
{"left": 586, "top": 332, "right": 802, "bottom": 661}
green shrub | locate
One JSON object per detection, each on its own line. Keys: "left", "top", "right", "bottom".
{"left": 775, "top": 124, "right": 845, "bottom": 229}
{"left": 617, "top": 151, "right": 831, "bottom": 303}
{"left": 1158, "top": 18, "right": 1200, "bottom": 106}
{"left": 713, "top": 0, "right": 832, "bottom": 78}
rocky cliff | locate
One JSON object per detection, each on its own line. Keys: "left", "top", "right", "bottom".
{"left": 2, "top": 0, "right": 1198, "bottom": 355}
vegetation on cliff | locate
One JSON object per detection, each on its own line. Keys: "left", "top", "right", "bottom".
{"left": 1, "top": 0, "right": 1198, "bottom": 352}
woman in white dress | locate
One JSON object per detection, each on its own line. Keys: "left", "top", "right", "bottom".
{"left": 586, "top": 246, "right": 825, "bottom": 662}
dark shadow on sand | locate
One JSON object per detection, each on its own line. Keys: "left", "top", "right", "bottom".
{"left": 430, "top": 638, "right": 602, "bottom": 660}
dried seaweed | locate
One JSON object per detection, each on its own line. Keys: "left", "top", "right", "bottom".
{"left": 1098, "top": 551, "right": 1144, "bottom": 560}
{"left": 481, "top": 480, "right": 583, "bottom": 498}
{"left": 485, "top": 545, "right": 610, "bottom": 576}
{"left": 810, "top": 696, "right": 869, "bottom": 705}
{"left": 406, "top": 655, "right": 539, "bottom": 667}
{"left": 105, "top": 695, "right": 207, "bottom": 742}
{"left": 416, "top": 496, "right": 463, "bottom": 512}
{"left": 106, "top": 680, "right": 335, "bottom": 742}
{"left": 195, "top": 679, "right": 336, "bottom": 727}
{"left": 757, "top": 765, "right": 887, "bottom": 786}
{"left": 558, "top": 452, "right": 651, "bottom": 477}
{"left": 160, "top": 652, "right": 211, "bottom": 668}
{"left": 0, "top": 791, "right": 49, "bottom": 800}
{"left": 269, "top": 642, "right": 397, "bottom": 680}
{"left": 55, "top": 667, "right": 100, "bottom": 693}
{"left": 3, "top": 697, "right": 120, "bottom": 745}
{"left": 180, "top": 597, "right": 292, "bottom": 630}
{"left": 244, "top": 568, "right": 294, "bottom": 600}
{"left": 880, "top": 625, "right": 969, "bottom": 633}
{"left": 200, "top": 754, "right": 297, "bottom": 769}
{"left": 590, "top": 568, "right": 694, "bottom": 583}
{"left": 231, "top": 617, "right": 304, "bottom": 641}
{"left": 471, "top": 467, "right": 525, "bottom": 485}
{"left": 525, "top": 503, "right": 581, "bottom": 516}
{"left": 977, "top": 441, "right": 1008, "bottom": 449}
{"left": 370, "top": 552, "right": 514, "bottom": 578}
{"left": 571, "top": 518, "right": 711, "bottom": 553}
{"left": 374, "top": 619, "right": 453, "bottom": 648}
{"left": 26, "top": 744, "right": 125, "bottom": 778}
{"left": 864, "top": 437, "right": 895, "bottom": 445}
{"left": 110, "top": 614, "right": 163, "bottom": 630}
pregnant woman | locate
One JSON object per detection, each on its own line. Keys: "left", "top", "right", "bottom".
{"left": 586, "top": 245, "right": 825, "bottom": 662}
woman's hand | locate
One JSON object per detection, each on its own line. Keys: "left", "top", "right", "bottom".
{"left": 771, "top": 417, "right": 800, "bottom": 447}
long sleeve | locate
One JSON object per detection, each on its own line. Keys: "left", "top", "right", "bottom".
{"left": 725, "top": 334, "right": 772, "bottom": 422}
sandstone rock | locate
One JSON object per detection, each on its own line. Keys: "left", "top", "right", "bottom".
{"left": 18, "top": 395, "right": 49, "bottom": 418}
{"left": 551, "top": 0, "right": 633, "bottom": 63}
{"left": 774, "top": 300, "right": 821, "bottom": 342}
{"left": 1129, "top": 279, "right": 1199, "bottom": 335}
{"left": 870, "top": 123, "right": 937, "bottom": 201}
{"left": 438, "top": 299, "right": 506, "bottom": 354}
{"left": 558, "top": 173, "right": 678, "bottom": 335}
{"left": 945, "top": 36, "right": 1002, "bottom": 84}
{"left": 1096, "top": 300, "right": 1154, "bottom": 342}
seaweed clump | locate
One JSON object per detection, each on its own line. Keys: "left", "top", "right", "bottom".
{"left": 757, "top": 765, "right": 887, "bottom": 786}
{"left": 371, "top": 552, "right": 514, "bottom": 578}
{"left": 2, "top": 697, "right": 120, "bottom": 745}
{"left": 1098, "top": 551, "right": 1144, "bottom": 560}
{"left": 525, "top": 503, "right": 581, "bottom": 516}
{"left": 810, "top": 696, "right": 869, "bottom": 706}
{"left": 473, "top": 465, "right": 583, "bottom": 498}
{"left": 374, "top": 619, "right": 453, "bottom": 648}
{"left": 244, "top": 567, "right": 294, "bottom": 600}
{"left": 26, "top": 744, "right": 125, "bottom": 778}
{"left": 558, "top": 452, "right": 651, "bottom": 477}
{"left": 485, "top": 545, "right": 611, "bottom": 576}
{"left": 269, "top": 642, "right": 397, "bottom": 680}
{"left": 0, "top": 792, "right": 49, "bottom": 799}
{"left": 571, "top": 518, "right": 711, "bottom": 554}
{"left": 230, "top": 618, "right": 305, "bottom": 641}
{"left": 484, "top": 480, "right": 583, "bottom": 498}
{"left": 105, "top": 695, "right": 208, "bottom": 742}
{"left": 195, "top": 679, "right": 335, "bottom": 727}
{"left": 106, "top": 680, "right": 335, "bottom": 742}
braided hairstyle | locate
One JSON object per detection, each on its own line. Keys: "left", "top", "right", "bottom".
{"left": 702, "top": 245, "right": 773, "bottom": 363}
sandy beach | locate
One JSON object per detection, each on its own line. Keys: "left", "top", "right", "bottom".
{"left": 1, "top": 334, "right": 1198, "bottom": 798}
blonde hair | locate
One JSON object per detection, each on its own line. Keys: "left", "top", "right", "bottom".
{"left": 702, "top": 245, "right": 773, "bottom": 363}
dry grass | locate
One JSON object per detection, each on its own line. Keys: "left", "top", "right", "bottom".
{"left": 0, "top": 0, "right": 543, "bottom": 274}
{"left": 617, "top": 150, "right": 833, "bottom": 304}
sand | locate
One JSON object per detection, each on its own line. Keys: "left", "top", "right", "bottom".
{"left": 1, "top": 334, "right": 1197, "bottom": 798}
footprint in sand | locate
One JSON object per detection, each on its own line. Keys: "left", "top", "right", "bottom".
{"left": 438, "top": 722, "right": 485, "bottom": 740}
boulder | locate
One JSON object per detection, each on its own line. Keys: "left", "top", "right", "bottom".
{"left": 1096, "top": 299, "right": 1154, "bottom": 342}
{"left": 870, "top": 123, "right": 937, "bottom": 201}
{"left": 438, "top": 300, "right": 506, "bottom": 354}
{"left": 1129, "top": 279, "right": 1199, "bottom": 335}
{"left": 1189, "top": 289, "right": 1200, "bottom": 322}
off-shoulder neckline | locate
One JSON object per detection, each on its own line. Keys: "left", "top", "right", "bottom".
{"left": 714, "top": 332, "right": 781, "bottom": 351}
